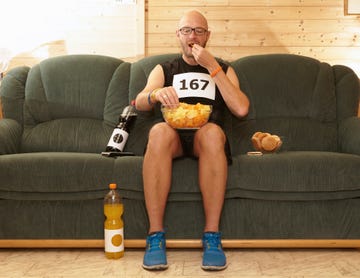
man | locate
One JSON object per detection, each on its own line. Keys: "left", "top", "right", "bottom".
{"left": 135, "top": 10, "right": 249, "bottom": 271}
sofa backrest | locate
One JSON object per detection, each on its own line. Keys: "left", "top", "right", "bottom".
{"left": 2, "top": 53, "right": 358, "bottom": 156}
{"left": 129, "top": 53, "right": 359, "bottom": 155}
{"left": 1, "top": 54, "right": 131, "bottom": 153}
{"left": 229, "top": 54, "right": 359, "bottom": 154}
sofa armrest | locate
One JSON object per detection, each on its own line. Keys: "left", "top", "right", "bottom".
{"left": 0, "top": 66, "right": 29, "bottom": 124}
{"left": 339, "top": 116, "right": 360, "bottom": 155}
{"left": 0, "top": 119, "right": 22, "bottom": 154}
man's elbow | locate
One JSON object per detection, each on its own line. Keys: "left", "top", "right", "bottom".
{"left": 234, "top": 101, "right": 250, "bottom": 118}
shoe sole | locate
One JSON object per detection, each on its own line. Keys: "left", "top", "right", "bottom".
{"left": 142, "top": 263, "right": 169, "bottom": 271}
{"left": 201, "top": 264, "right": 228, "bottom": 271}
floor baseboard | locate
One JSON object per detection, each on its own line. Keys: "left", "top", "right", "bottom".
{"left": 1, "top": 239, "right": 360, "bottom": 249}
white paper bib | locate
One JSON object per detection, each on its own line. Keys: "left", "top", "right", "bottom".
{"left": 173, "top": 72, "right": 216, "bottom": 100}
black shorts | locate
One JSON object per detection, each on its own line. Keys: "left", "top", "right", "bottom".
{"left": 178, "top": 129, "right": 233, "bottom": 165}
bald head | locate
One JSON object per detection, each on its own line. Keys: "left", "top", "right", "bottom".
{"left": 178, "top": 10, "right": 208, "bottom": 30}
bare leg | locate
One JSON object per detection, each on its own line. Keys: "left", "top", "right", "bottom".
{"left": 143, "top": 122, "right": 183, "bottom": 234}
{"left": 194, "top": 123, "right": 227, "bottom": 232}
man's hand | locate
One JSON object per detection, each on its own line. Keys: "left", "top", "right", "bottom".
{"left": 154, "top": 86, "right": 179, "bottom": 107}
{"left": 191, "top": 44, "right": 219, "bottom": 72}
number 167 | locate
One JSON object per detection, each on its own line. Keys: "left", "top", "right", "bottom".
{"left": 179, "top": 79, "right": 209, "bottom": 91}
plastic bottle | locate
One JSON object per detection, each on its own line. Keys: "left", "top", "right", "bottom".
{"left": 106, "top": 100, "right": 137, "bottom": 152}
{"left": 104, "top": 183, "right": 124, "bottom": 259}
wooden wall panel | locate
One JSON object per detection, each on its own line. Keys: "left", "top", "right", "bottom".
{"left": 145, "top": 0, "right": 360, "bottom": 78}
{"left": 150, "top": 0, "right": 340, "bottom": 7}
{"left": 148, "top": 7, "right": 347, "bottom": 20}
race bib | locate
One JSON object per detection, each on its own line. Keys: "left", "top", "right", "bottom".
{"left": 173, "top": 72, "right": 216, "bottom": 100}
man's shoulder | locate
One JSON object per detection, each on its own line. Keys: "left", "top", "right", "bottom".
{"left": 161, "top": 56, "right": 182, "bottom": 67}
{"left": 216, "top": 58, "right": 230, "bottom": 67}
{"left": 160, "top": 56, "right": 185, "bottom": 76}
{"left": 214, "top": 59, "right": 230, "bottom": 74}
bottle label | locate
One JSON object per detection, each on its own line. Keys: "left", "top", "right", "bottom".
{"left": 107, "top": 128, "right": 129, "bottom": 152}
{"left": 105, "top": 228, "right": 124, "bottom": 252}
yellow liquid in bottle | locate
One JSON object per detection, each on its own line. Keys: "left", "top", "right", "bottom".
{"left": 104, "top": 203, "right": 124, "bottom": 259}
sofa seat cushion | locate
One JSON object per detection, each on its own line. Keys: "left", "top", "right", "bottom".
{"left": 157, "top": 151, "right": 360, "bottom": 202}
{"left": 1, "top": 151, "right": 359, "bottom": 204}
{"left": 228, "top": 151, "right": 360, "bottom": 201}
{"left": 0, "top": 152, "right": 143, "bottom": 201}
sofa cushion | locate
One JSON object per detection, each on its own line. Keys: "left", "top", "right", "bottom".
{"left": 3, "top": 151, "right": 358, "bottom": 204}
{"left": 231, "top": 54, "right": 339, "bottom": 153}
{"left": 333, "top": 65, "right": 360, "bottom": 120}
{"left": 21, "top": 55, "right": 131, "bottom": 153}
{"left": 21, "top": 119, "right": 114, "bottom": 153}
{"left": 0, "top": 153, "right": 143, "bottom": 201}
{"left": 0, "top": 66, "right": 30, "bottom": 125}
{"left": 228, "top": 117, "right": 338, "bottom": 155}
{"left": 0, "top": 119, "right": 22, "bottom": 154}
{"left": 232, "top": 54, "right": 337, "bottom": 121}
{"left": 167, "top": 152, "right": 360, "bottom": 202}
{"left": 227, "top": 151, "right": 360, "bottom": 201}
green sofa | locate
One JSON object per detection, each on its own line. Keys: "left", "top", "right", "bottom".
{"left": 0, "top": 53, "right": 359, "bottom": 243}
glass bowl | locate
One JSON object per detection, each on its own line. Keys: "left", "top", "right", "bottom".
{"left": 161, "top": 102, "right": 212, "bottom": 129}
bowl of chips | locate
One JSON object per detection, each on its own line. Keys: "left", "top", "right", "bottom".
{"left": 161, "top": 102, "right": 212, "bottom": 129}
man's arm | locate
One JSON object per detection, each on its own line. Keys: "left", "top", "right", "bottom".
{"left": 212, "top": 65, "right": 249, "bottom": 118}
{"left": 191, "top": 45, "right": 249, "bottom": 118}
{"left": 135, "top": 64, "right": 165, "bottom": 111}
{"left": 135, "top": 64, "right": 180, "bottom": 111}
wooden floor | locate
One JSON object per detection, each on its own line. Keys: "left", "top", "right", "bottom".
{"left": 1, "top": 248, "right": 360, "bottom": 277}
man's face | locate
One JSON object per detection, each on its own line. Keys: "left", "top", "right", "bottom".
{"left": 176, "top": 14, "right": 210, "bottom": 58}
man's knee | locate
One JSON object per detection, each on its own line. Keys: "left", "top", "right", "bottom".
{"left": 195, "top": 124, "right": 226, "bottom": 153}
{"left": 148, "top": 123, "right": 173, "bottom": 139}
{"left": 147, "top": 123, "right": 182, "bottom": 155}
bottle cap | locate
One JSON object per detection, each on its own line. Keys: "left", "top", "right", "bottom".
{"left": 109, "top": 183, "right": 117, "bottom": 190}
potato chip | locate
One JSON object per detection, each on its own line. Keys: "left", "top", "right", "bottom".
{"left": 162, "top": 102, "right": 212, "bottom": 129}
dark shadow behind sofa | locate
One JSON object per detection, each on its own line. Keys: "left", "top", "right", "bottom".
{"left": 0, "top": 53, "right": 360, "bottom": 244}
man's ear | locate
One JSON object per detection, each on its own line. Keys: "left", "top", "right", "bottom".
{"left": 206, "top": 30, "right": 211, "bottom": 40}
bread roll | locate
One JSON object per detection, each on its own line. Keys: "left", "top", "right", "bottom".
{"left": 262, "top": 135, "right": 280, "bottom": 151}
{"left": 251, "top": 132, "right": 282, "bottom": 152}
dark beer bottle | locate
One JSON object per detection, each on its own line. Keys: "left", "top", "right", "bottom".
{"left": 106, "top": 100, "right": 136, "bottom": 152}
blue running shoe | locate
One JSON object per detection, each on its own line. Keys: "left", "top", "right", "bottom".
{"left": 202, "top": 232, "right": 227, "bottom": 270}
{"left": 142, "top": 231, "right": 168, "bottom": 270}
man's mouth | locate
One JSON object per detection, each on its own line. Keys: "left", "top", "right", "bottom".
{"left": 188, "top": 43, "right": 194, "bottom": 48}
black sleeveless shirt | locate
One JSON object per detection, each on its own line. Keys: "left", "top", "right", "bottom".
{"left": 161, "top": 57, "right": 229, "bottom": 126}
